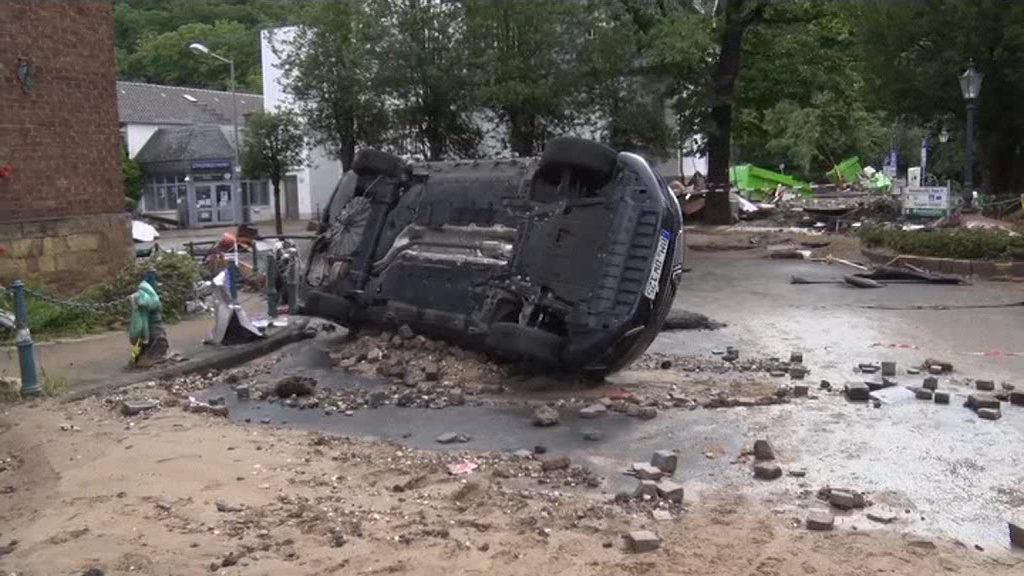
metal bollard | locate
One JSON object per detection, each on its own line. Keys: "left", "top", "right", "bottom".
{"left": 11, "top": 280, "right": 41, "bottom": 397}
{"left": 251, "top": 240, "right": 259, "bottom": 274}
{"left": 227, "top": 260, "right": 240, "bottom": 304}
{"left": 265, "top": 253, "right": 278, "bottom": 318}
{"left": 287, "top": 260, "right": 298, "bottom": 314}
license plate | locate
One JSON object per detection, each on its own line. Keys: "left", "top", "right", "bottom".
{"left": 644, "top": 229, "right": 671, "bottom": 300}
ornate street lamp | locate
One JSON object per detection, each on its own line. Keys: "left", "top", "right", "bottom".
{"left": 959, "top": 61, "right": 983, "bottom": 207}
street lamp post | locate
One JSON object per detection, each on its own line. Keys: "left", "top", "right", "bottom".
{"left": 959, "top": 61, "right": 983, "bottom": 209}
{"left": 189, "top": 42, "right": 242, "bottom": 223}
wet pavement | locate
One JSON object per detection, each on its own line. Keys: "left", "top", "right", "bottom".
{"left": 201, "top": 254, "right": 1024, "bottom": 551}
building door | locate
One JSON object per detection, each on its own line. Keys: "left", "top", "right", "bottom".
{"left": 285, "top": 175, "right": 300, "bottom": 220}
{"left": 215, "top": 183, "right": 234, "bottom": 224}
{"left": 194, "top": 185, "right": 215, "bottom": 225}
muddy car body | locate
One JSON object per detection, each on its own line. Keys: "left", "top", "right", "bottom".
{"left": 300, "top": 137, "right": 683, "bottom": 375}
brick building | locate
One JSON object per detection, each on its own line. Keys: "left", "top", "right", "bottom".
{"left": 0, "top": 2, "right": 131, "bottom": 293}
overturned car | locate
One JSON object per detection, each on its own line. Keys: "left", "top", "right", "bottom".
{"left": 299, "top": 137, "right": 683, "bottom": 375}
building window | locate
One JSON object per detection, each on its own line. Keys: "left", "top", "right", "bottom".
{"left": 142, "top": 176, "right": 182, "bottom": 212}
{"left": 243, "top": 179, "right": 271, "bottom": 206}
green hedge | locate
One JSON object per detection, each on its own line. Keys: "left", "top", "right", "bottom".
{"left": 858, "top": 225, "right": 1024, "bottom": 260}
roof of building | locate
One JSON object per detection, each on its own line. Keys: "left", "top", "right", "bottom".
{"left": 117, "top": 81, "right": 263, "bottom": 126}
{"left": 135, "top": 125, "right": 236, "bottom": 166}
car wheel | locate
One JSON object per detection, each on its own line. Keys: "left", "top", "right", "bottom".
{"left": 485, "top": 322, "right": 565, "bottom": 363}
{"left": 352, "top": 149, "right": 404, "bottom": 179}
{"left": 539, "top": 136, "right": 617, "bottom": 186}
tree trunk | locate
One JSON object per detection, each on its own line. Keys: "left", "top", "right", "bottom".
{"left": 272, "top": 177, "right": 283, "bottom": 236}
{"left": 705, "top": 0, "right": 763, "bottom": 225}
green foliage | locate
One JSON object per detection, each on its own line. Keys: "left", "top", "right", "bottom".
{"left": 123, "top": 151, "right": 144, "bottom": 201}
{"left": 242, "top": 109, "right": 307, "bottom": 233}
{"left": 858, "top": 225, "right": 1024, "bottom": 260}
{"left": 1, "top": 252, "right": 202, "bottom": 342}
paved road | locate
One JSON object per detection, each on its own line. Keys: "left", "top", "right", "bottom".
{"left": 202, "top": 254, "right": 1024, "bottom": 551}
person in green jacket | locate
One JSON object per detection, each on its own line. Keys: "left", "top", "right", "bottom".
{"left": 129, "top": 276, "right": 169, "bottom": 368}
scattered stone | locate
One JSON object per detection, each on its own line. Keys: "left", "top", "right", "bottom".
{"left": 234, "top": 384, "right": 250, "bottom": 400}
{"left": 770, "top": 371, "right": 788, "bottom": 378}
{"left": 790, "top": 366, "right": 808, "bottom": 380}
{"left": 753, "top": 462, "right": 782, "bottom": 480}
{"left": 722, "top": 346, "right": 739, "bottom": 362}
{"left": 975, "top": 380, "right": 996, "bottom": 391}
{"left": 793, "top": 384, "right": 809, "bottom": 398}
{"left": 934, "top": 391, "right": 950, "bottom": 404}
{"left": 447, "top": 388, "right": 466, "bottom": 406}
{"left": 659, "top": 360, "right": 672, "bottom": 370}
{"left": 626, "top": 530, "right": 661, "bottom": 553}
{"left": 533, "top": 445, "right": 548, "bottom": 455}
{"left": 922, "top": 377, "right": 938, "bottom": 390}
{"left": 154, "top": 498, "right": 173, "bottom": 512}
{"left": 806, "top": 511, "right": 835, "bottom": 531}
{"left": 423, "top": 362, "right": 441, "bottom": 382}
{"left": 656, "top": 479, "right": 684, "bottom": 502}
{"left": 579, "top": 404, "right": 607, "bottom": 419}
{"left": 907, "top": 367, "right": 921, "bottom": 375}
{"left": 329, "top": 528, "right": 347, "bottom": 548}
{"left": 881, "top": 361, "right": 897, "bottom": 377}
{"left": 873, "top": 399, "right": 882, "bottom": 408}
{"left": 651, "top": 450, "right": 678, "bottom": 475}
{"left": 924, "top": 358, "right": 954, "bottom": 373}
{"left": 540, "top": 455, "right": 570, "bottom": 471}
{"left": 1010, "top": 520, "right": 1024, "bottom": 549}
{"left": 928, "top": 365, "right": 944, "bottom": 375}
{"left": 436, "top": 432, "right": 470, "bottom": 444}
{"left": 582, "top": 429, "right": 603, "bottom": 442}
{"left": 867, "top": 508, "right": 899, "bottom": 524}
{"left": 532, "top": 405, "right": 560, "bottom": 427}
{"left": 120, "top": 400, "right": 159, "bottom": 417}
{"left": 790, "top": 351, "right": 804, "bottom": 364}
{"left": 978, "top": 408, "right": 1002, "bottom": 421}
{"left": 633, "top": 480, "right": 659, "bottom": 499}
{"left": 859, "top": 364, "right": 880, "bottom": 374}
{"left": 829, "top": 490, "right": 858, "bottom": 510}
{"left": 632, "top": 463, "right": 665, "bottom": 481}
{"left": 513, "top": 449, "right": 533, "bottom": 459}
{"left": 753, "top": 439, "right": 776, "bottom": 461}
{"left": 367, "top": 390, "right": 388, "bottom": 408}
{"left": 915, "top": 388, "right": 933, "bottom": 401}
{"left": 788, "top": 469, "right": 807, "bottom": 478}
{"left": 966, "top": 393, "right": 1001, "bottom": 412}
{"left": 634, "top": 406, "right": 658, "bottom": 420}
{"left": 397, "top": 324, "right": 415, "bottom": 340}
{"left": 651, "top": 509, "right": 673, "bottom": 522}
{"left": 215, "top": 499, "right": 244, "bottom": 513}
{"left": 273, "top": 376, "right": 316, "bottom": 397}
{"left": 1011, "top": 391, "right": 1024, "bottom": 406}
{"left": 260, "top": 416, "right": 272, "bottom": 425}
{"left": 366, "top": 347, "right": 383, "bottom": 362}
{"left": 208, "top": 396, "right": 226, "bottom": 407}
{"left": 820, "top": 380, "right": 832, "bottom": 390}
{"left": 844, "top": 382, "right": 870, "bottom": 401}
{"left": 1002, "top": 383, "right": 1016, "bottom": 391}
{"left": 221, "top": 550, "right": 243, "bottom": 568}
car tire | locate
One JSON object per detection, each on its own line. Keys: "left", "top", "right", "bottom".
{"left": 352, "top": 149, "right": 404, "bottom": 179}
{"left": 539, "top": 136, "right": 617, "bottom": 186}
{"left": 486, "top": 322, "right": 565, "bottom": 363}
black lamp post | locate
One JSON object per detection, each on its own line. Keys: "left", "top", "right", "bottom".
{"left": 959, "top": 61, "right": 983, "bottom": 208}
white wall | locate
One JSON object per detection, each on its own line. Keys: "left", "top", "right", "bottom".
{"left": 125, "top": 124, "right": 161, "bottom": 158}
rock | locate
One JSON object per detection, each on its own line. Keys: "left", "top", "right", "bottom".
{"left": 579, "top": 403, "right": 607, "bottom": 419}
{"left": 330, "top": 528, "right": 347, "bottom": 548}
{"left": 447, "top": 387, "right": 466, "bottom": 406}
{"left": 260, "top": 416, "right": 272, "bottom": 425}
{"left": 770, "top": 371, "right": 788, "bottom": 378}
{"left": 859, "top": 364, "right": 880, "bottom": 374}
{"left": 513, "top": 449, "right": 533, "bottom": 459}
{"left": 366, "top": 347, "right": 383, "bottom": 362}
{"left": 829, "top": 490, "right": 858, "bottom": 510}
{"left": 367, "top": 390, "right": 388, "bottom": 408}
{"left": 788, "top": 469, "right": 807, "bottom": 478}
{"left": 215, "top": 499, "right": 244, "bottom": 513}
{"left": 208, "top": 396, "right": 226, "bottom": 407}
{"left": 423, "top": 362, "right": 441, "bottom": 382}
{"left": 845, "top": 382, "right": 870, "bottom": 401}
{"left": 881, "top": 361, "right": 897, "bottom": 377}
{"left": 582, "top": 429, "right": 604, "bottom": 442}
{"left": 120, "top": 400, "right": 159, "bottom": 417}
{"left": 632, "top": 463, "right": 664, "bottom": 481}
{"left": 397, "top": 324, "right": 415, "bottom": 340}
{"left": 656, "top": 480, "right": 684, "bottom": 503}
{"left": 793, "top": 384, "right": 809, "bottom": 397}
{"left": 533, "top": 445, "right": 548, "bottom": 455}
{"left": 915, "top": 388, "right": 933, "bottom": 401}
{"left": 924, "top": 358, "right": 954, "bottom": 373}
{"left": 978, "top": 408, "right": 1002, "bottom": 421}
{"left": 1011, "top": 391, "right": 1024, "bottom": 406}
{"left": 928, "top": 365, "right": 944, "bottom": 375}
{"left": 922, "top": 377, "right": 938, "bottom": 390}
{"left": 975, "top": 380, "right": 995, "bottom": 391}
{"left": 634, "top": 406, "right": 658, "bottom": 420}
{"left": 1003, "top": 383, "right": 1016, "bottom": 391}
{"left": 652, "top": 509, "right": 673, "bottom": 522}
{"left": 436, "top": 432, "right": 470, "bottom": 444}
{"left": 753, "top": 439, "right": 776, "bottom": 461}
{"left": 966, "top": 393, "right": 1001, "bottom": 411}
{"left": 221, "top": 550, "right": 243, "bottom": 567}
{"left": 155, "top": 498, "right": 173, "bottom": 511}
{"left": 273, "top": 376, "right": 316, "bottom": 397}
{"left": 933, "top": 391, "right": 950, "bottom": 404}
{"left": 820, "top": 380, "right": 832, "bottom": 390}
{"left": 634, "top": 480, "right": 659, "bottom": 499}
{"left": 867, "top": 508, "right": 898, "bottom": 524}
{"left": 650, "top": 450, "right": 678, "bottom": 475}
{"left": 753, "top": 462, "right": 782, "bottom": 480}
{"left": 234, "top": 384, "right": 250, "bottom": 400}
{"left": 626, "top": 530, "right": 661, "bottom": 553}
{"left": 790, "top": 366, "right": 808, "bottom": 380}
{"left": 806, "top": 511, "right": 835, "bottom": 531}
{"left": 907, "top": 367, "right": 921, "bottom": 375}
{"left": 1010, "top": 520, "right": 1024, "bottom": 549}
{"left": 532, "top": 405, "right": 560, "bottom": 427}
{"left": 540, "top": 455, "right": 570, "bottom": 471}
{"left": 790, "top": 351, "right": 804, "bottom": 364}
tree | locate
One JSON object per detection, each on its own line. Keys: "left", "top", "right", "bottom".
{"left": 278, "top": 2, "right": 389, "bottom": 169}
{"left": 123, "top": 150, "right": 145, "bottom": 202}
{"left": 373, "top": 0, "right": 481, "bottom": 159}
{"left": 241, "top": 110, "right": 306, "bottom": 235}
{"left": 120, "top": 20, "right": 261, "bottom": 90}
